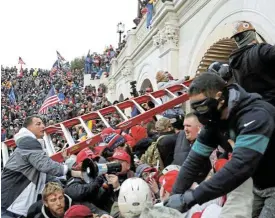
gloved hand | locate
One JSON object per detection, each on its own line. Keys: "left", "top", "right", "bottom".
{"left": 164, "top": 190, "right": 196, "bottom": 213}
{"left": 94, "top": 175, "right": 105, "bottom": 186}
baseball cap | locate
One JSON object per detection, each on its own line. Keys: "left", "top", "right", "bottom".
{"left": 108, "top": 149, "right": 131, "bottom": 164}
{"left": 64, "top": 205, "right": 93, "bottom": 218}
{"left": 159, "top": 170, "right": 179, "bottom": 193}
{"left": 76, "top": 148, "right": 99, "bottom": 165}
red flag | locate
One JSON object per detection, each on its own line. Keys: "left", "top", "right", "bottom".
{"left": 18, "top": 57, "right": 26, "bottom": 65}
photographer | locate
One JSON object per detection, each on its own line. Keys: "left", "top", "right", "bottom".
{"left": 96, "top": 149, "right": 135, "bottom": 213}
{"left": 64, "top": 148, "right": 108, "bottom": 215}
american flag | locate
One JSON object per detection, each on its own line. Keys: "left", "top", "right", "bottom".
{"left": 50, "top": 60, "right": 61, "bottom": 78}
{"left": 18, "top": 57, "right": 26, "bottom": 65}
{"left": 39, "top": 86, "right": 60, "bottom": 114}
{"left": 56, "top": 51, "right": 66, "bottom": 61}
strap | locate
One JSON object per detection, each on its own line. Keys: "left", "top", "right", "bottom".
{"left": 156, "top": 135, "right": 166, "bottom": 145}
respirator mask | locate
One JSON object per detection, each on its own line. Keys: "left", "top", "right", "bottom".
{"left": 191, "top": 90, "right": 228, "bottom": 126}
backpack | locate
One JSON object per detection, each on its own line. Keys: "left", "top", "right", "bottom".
{"left": 140, "top": 135, "right": 166, "bottom": 171}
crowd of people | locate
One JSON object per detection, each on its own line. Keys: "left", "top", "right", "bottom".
{"left": 84, "top": 46, "right": 117, "bottom": 80}
{"left": 1, "top": 20, "right": 275, "bottom": 218}
{"left": 1, "top": 66, "right": 115, "bottom": 150}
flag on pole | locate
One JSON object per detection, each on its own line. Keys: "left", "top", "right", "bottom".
{"left": 56, "top": 51, "right": 66, "bottom": 61}
{"left": 18, "top": 57, "right": 26, "bottom": 65}
{"left": 50, "top": 60, "right": 61, "bottom": 77}
{"left": 39, "top": 86, "right": 60, "bottom": 114}
{"left": 17, "top": 65, "right": 24, "bottom": 77}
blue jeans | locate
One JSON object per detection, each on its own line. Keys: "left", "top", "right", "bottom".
{"left": 146, "top": 3, "right": 153, "bottom": 28}
{"left": 85, "top": 64, "right": 91, "bottom": 74}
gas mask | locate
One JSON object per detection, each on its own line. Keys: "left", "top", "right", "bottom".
{"left": 191, "top": 98, "right": 221, "bottom": 126}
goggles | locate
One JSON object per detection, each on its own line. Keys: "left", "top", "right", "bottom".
{"left": 191, "top": 98, "right": 219, "bottom": 114}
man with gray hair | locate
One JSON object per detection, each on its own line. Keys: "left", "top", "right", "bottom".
{"left": 229, "top": 20, "right": 275, "bottom": 106}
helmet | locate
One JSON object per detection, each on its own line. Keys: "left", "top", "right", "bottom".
{"left": 162, "top": 164, "right": 181, "bottom": 175}
{"left": 231, "top": 21, "right": 255, "bottom": 38}
{"left": 118, "top": 178, "right": 153, "bottom": 217}
{"left": 208, "top": 61, "right": 223, "bottom": 74}
{"left": 208, "top": 62, "right": 232, "bottom": 82}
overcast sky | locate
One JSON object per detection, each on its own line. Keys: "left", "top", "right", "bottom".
{"left": 0, "top": 0, "right": 137, "bottom": 69}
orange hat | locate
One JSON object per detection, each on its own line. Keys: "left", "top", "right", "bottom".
{"left": 159, "top": 170, "right": 179, "bottom": 193}
{"left": 231, "top": 21, "right": 255, "bottom": 38}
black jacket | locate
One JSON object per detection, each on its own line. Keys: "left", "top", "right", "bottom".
{"left": 229, "top": 43, "right": 275, "bottom": 106}
{"left": 157, "top": 132, "right": 178, "bottom": 167}
{"left": 173, "top": 84, "right": 275, "bottom": 205}
{"left": 172, "top": 130, "right": 192, "bottom": 166}
{"left": 93, "top": 171, "right": 134, "bottom": 213}
{"left": 133, "top": 137, "right": 153, "bottom": 159}
{"left": 65, "top": 176, "right": 103, "bottom": 203}
{"left": 172, "top": 130, "right": 211, "bottom": 184}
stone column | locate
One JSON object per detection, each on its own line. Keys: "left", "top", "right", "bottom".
{"left": 106, "top": 77, "right": 116, "bottom": 102}
{"left": 153, "top": 23, "right": 180, "bottom": 79}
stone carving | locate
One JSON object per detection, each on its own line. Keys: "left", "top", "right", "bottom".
{"left": 136, "top": 21, "right": 148, "bottom": 46}
{"left": 153, "top": 24, "right": 179, "bottom": 48}
{"left": 122, "top": 65, "right": 133, "bottom": 77}
{"left": 153, "top": 33, "right": 162, "bottom": 47}
{"left": 108, "top": 79, "right": 116, "bottom": 94}
{"left": 164, "top": 24, "right": 179, "bottom": 46}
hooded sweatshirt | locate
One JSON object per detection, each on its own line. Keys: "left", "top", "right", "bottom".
{"left": 173, "top": 84, "right": 275, "bottom": 205}
{"left": 1, "top": 128, "right": 66, "bottom": 216}
{"left": 229, "top": 43, "right": 275, "bottom": 106}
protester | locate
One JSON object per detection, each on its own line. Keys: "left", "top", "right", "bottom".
{"left": 156, "top": 70, "right": 185, "bottom": 118}
{"left": 1, "top": 116, "right": 73, "bottom": 218}
{"left": 165, "top": 72, "right": 275, "bottom": 217}
{"left": 229, "top": 21, "right": 275, "bottom": 106}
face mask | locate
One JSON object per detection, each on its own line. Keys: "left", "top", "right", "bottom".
{"left": 191, "top": 97, "right": 221, "bottom": 126}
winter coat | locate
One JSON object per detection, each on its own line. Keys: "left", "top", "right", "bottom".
{"left": 229, "top": 43, "right": 275, "bottom": 106}
{"left": 173, "top": 84, "right": 275, "bottom": 206}
{"left": 1, "top": 128, "right": 66, "bottom": 217}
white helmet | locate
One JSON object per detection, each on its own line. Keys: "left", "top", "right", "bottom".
{"left": 162, "top": 165, "right": 181, "bottom": 175}
{"left": 118, "top": 178, "right": 153, "bottom": 218}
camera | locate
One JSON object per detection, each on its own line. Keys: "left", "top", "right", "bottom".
{"left": 81, "top": 158, "right": 122, "bottom": 183}
{"left": 130, "top": 81, "right": 137, "bottom": 86}
{"left": 130, "top": 81, "right": 139, "bottom": 97}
